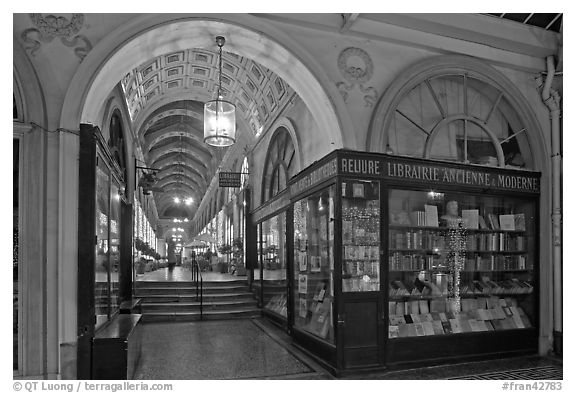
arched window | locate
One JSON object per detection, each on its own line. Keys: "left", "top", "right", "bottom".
{"left": 262, "top": 127, "right": 297, "bottom": 202}
{"left": 241, "top": 156, "right": 249, "bottom": 189}
{"left": 371, "top": 59, "right": 535, "bottom": 169}
{"left": 108, "top": 111, "right": 128, "bottom": 180}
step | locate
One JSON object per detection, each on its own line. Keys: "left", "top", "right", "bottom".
{"left": 141, "top": 308, "right": 261, "bottom": 322}
{"left": 134, "top": 280, "right": 248, "bottom": 288}
{"left": 141, "top": 299, "right": 258, "bottom": 312}
{"left": 134, "top": 285, "right": 250, "bottom": 295}
{"left": 135, "top": 292, "right": 255, "bottom": 303}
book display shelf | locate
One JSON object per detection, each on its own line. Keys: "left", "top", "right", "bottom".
{"left": 341, "top": 180, "right": 380, "bottom": 292}
{"left": 387, "top": 189, "right": 535, "bottom": 340}
{"left": 255, "top": 149, "right": 542, "bottom": 374}
{"left": 293, "top": 187, "right": 335, "bottom": 343}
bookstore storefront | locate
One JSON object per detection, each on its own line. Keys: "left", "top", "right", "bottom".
{"left": 258, "top": 149, "right": 540, "bottom": 374}
{"left": 251, "top": 190, "right": 291, "bottom": 322}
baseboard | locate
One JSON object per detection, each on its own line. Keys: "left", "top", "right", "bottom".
{"left": 553, "top": 330, "right": 562, "bottom": 357}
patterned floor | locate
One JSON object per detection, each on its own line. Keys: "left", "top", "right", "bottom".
{"left": 451, "top": 365, "right": 563, "bottom": 380}
{"left": 133, "top": 319, "right": 316, "bottom": 380}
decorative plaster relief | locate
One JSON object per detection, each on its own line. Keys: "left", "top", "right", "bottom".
{"left": 336, "top": 47, "right": 378, "bottom": 107}
{"left": 21, "top": 14, "right": 92, "bottom": 61}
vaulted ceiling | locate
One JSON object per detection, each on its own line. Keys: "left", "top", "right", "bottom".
{"left": 122, "top": 47, "right": 295, "bottom": 219}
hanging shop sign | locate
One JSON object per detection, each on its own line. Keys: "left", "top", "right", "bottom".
{"left": 219, "top": 172, "right": 242, "bottom": 188}
{"left": 337, "top": 152, "right": 540, "bottom": 194}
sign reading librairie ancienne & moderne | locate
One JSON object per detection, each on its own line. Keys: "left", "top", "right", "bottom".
{"left": 340, "top": 153, "right": 540, "bottom": 193}
{"left": 288, "top": 150, "right": 540, "bottom": 198}
{"left": 219, "top": 172, "right": 242, "bottom": 188}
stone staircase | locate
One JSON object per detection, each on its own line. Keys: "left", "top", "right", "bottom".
{"left": 134, "top": 279, "right": 260, "bottom": 322}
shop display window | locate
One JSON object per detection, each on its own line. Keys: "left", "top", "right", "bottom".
{"left": 341, "top": 180, "right": 380, "bottom": 292}
{"left": 387, "top": 189, "right": 536, "bottom": 339}
{"left": 261, "top": 212, "right": 288, "bottom": 318}
{"left": 293, "top": 187, "right": 335, "bottom": 343}
{"left": 109, "top": 182, "right": 121, "bottom": 310}
{"left": 95, "top": 162, "right": 111, "bottom": 328}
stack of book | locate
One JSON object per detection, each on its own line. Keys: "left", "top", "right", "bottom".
{"left": 388, "top": 296, "right": 532, "bottom": 338}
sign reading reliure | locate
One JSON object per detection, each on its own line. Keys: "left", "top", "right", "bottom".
{"left": 219, "top": 172, "right": 242, "bottom": 188}
{"left": 339, "top": 155, "right": 540, "bottom": 193}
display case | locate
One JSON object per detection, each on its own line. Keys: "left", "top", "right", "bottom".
{"left": 387, "top": 189, "right": 535, "bottom": 341}
{"left": 292, "top": 187, "right": 335, "bottom": 342}
{"left": 251, "top": 190, "right": 291, "bottom": 325}
{"left": 281, "top": 149, "right": 540, "bottom": 374}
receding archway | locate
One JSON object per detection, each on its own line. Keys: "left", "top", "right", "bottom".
{"left": 61, "top": 14, "right": 353, "bottom": 153}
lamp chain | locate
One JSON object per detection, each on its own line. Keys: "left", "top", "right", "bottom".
{"left": 218, "top": 41, "right": 223, "bottom": 99}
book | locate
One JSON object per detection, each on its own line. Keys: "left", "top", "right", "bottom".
{"left": 298, "top": 254, "right": 307, "bottom": 271}
{"left": 389, "top": 302, "right": 397, "bottom": 316}
{"left": 414, "top": 323, "right": 426, "bottom": 336}
{"left": 298, "top": 274, "right": 308, "bottom": 294}
{"left": 490, "top": 320, "right": 504, "bottom": 330}
{"left": 419, "top": 300, "right": 430, "bottom": 314}
{"left": 462, "top": 209, "right": 479, "bottom": 229}
{"left": 421, "top": 313, "right": 434, "bottom": 322}
{"left": 479, "top": 215, "right": 489, "bottom": 230}
{"left": 406, "top": 324, "right": 418, "bottom": 337}
{"left": 514, "top": 214, "right": 526, "bottom": 231}
{"left": 422, "top": 321, "right": 435, "bottom": 336}
{"left": 468, "top": 319, "right": 483, "bottom": 332}
{"left": 430, "top": 299, "right": 446, "bottom": 313}
{"left": 389, "top": 316, "right": 407, "bottom": 326}
{"left": 389, "top": 325, "right": 399, "bottom": 338}
{"left": 488, "top": 214, "right": 500, "bottom": 230}
{"left": 441, "top": 321, "right": 453, "bottom": 334}
{"left": 449, "top": 319, "right": 463, "bottom": 333}
{"left": 512, "top": 315, "right": 525, "bottom": 328}
{"left": 409, "top": 211, "right": 426, "bottom": 227}
{"left": 404, "top": 314, "right": 414, "bottom": 324}
{"left": 299, "top": 298, "right": 307, "bottom": 318}
{"left": 398, "top": 324, "right": 411, "bottom": 337}
{"left": 352, "top": 183, "right": 365, "bottom": 198}
{"left": 396, "top": 302, "right": 406, "bottom": 316}
{"left": 408, "top": 300, "right": 420, "bottom": 314}
{"left": 310, "top": 256, "right": 321, "bottom": 272}
{"left": 499, "top": 214, "right": 516, "bottom": 231}
{"left": 432, "top": 320, "right": 445, "bottom": 335}
{"left": 410, "top": 314, "right": 421, "bottom": 323}
{"left": 460, "top": 319, "right": 472, "bottom": 333}
{"left": 424, "top": 204, "right": 439, "bottom": 227}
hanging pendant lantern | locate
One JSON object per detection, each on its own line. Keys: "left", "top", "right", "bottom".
{"left": 204, "top": 36, "right": 236, "bottom": 147}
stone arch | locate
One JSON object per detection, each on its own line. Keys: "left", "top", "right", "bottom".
{"left": 367, "top": 55, "right": 548, "bottom": 172}
{"left": 60, "top": 14, "right": 352, "bottom": 149}
{"left": 13, "top": 39, "right": 46, "bottom": 125}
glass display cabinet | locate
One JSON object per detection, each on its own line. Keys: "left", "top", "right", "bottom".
{"left": 78, "top": 124, "right": 129, "bottom": 378}
{"left": 282, "top": 149, "right": 540, "bottom": 374}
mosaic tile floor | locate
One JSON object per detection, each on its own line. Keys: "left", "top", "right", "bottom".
{"left": 133, "top": 319, "right": 316, "bottom": 380}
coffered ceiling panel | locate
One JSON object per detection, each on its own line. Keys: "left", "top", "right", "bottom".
{"left": 123, "top": 48, "right": 295, "bottom": 219}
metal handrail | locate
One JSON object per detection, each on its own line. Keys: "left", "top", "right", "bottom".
{"left": 191, "top": 256, "right": 203, "bottom": 321}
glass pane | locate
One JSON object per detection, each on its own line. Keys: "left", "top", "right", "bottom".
{"left": 341, "top": 180, "right": 380, "bottom": 292}
{"left": 262, "top": 212, "right": 288, "bottom": 318}
{"left": 293, "top": 187, "right": 335, "bottom": 343}
{"left": 13, "top": 139, "right": 19, "bottom": 370}
{"left": 252, "top": 224, "right": 263, "bottom": 303}
{"left": 388, "top": 189, "right": 535, "bottom": 339}
{"left": 95, "top": 161, "right": 110, "bottom": 328}
{"left": 109, "top": 182, "right": 121, "bottom": 312}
